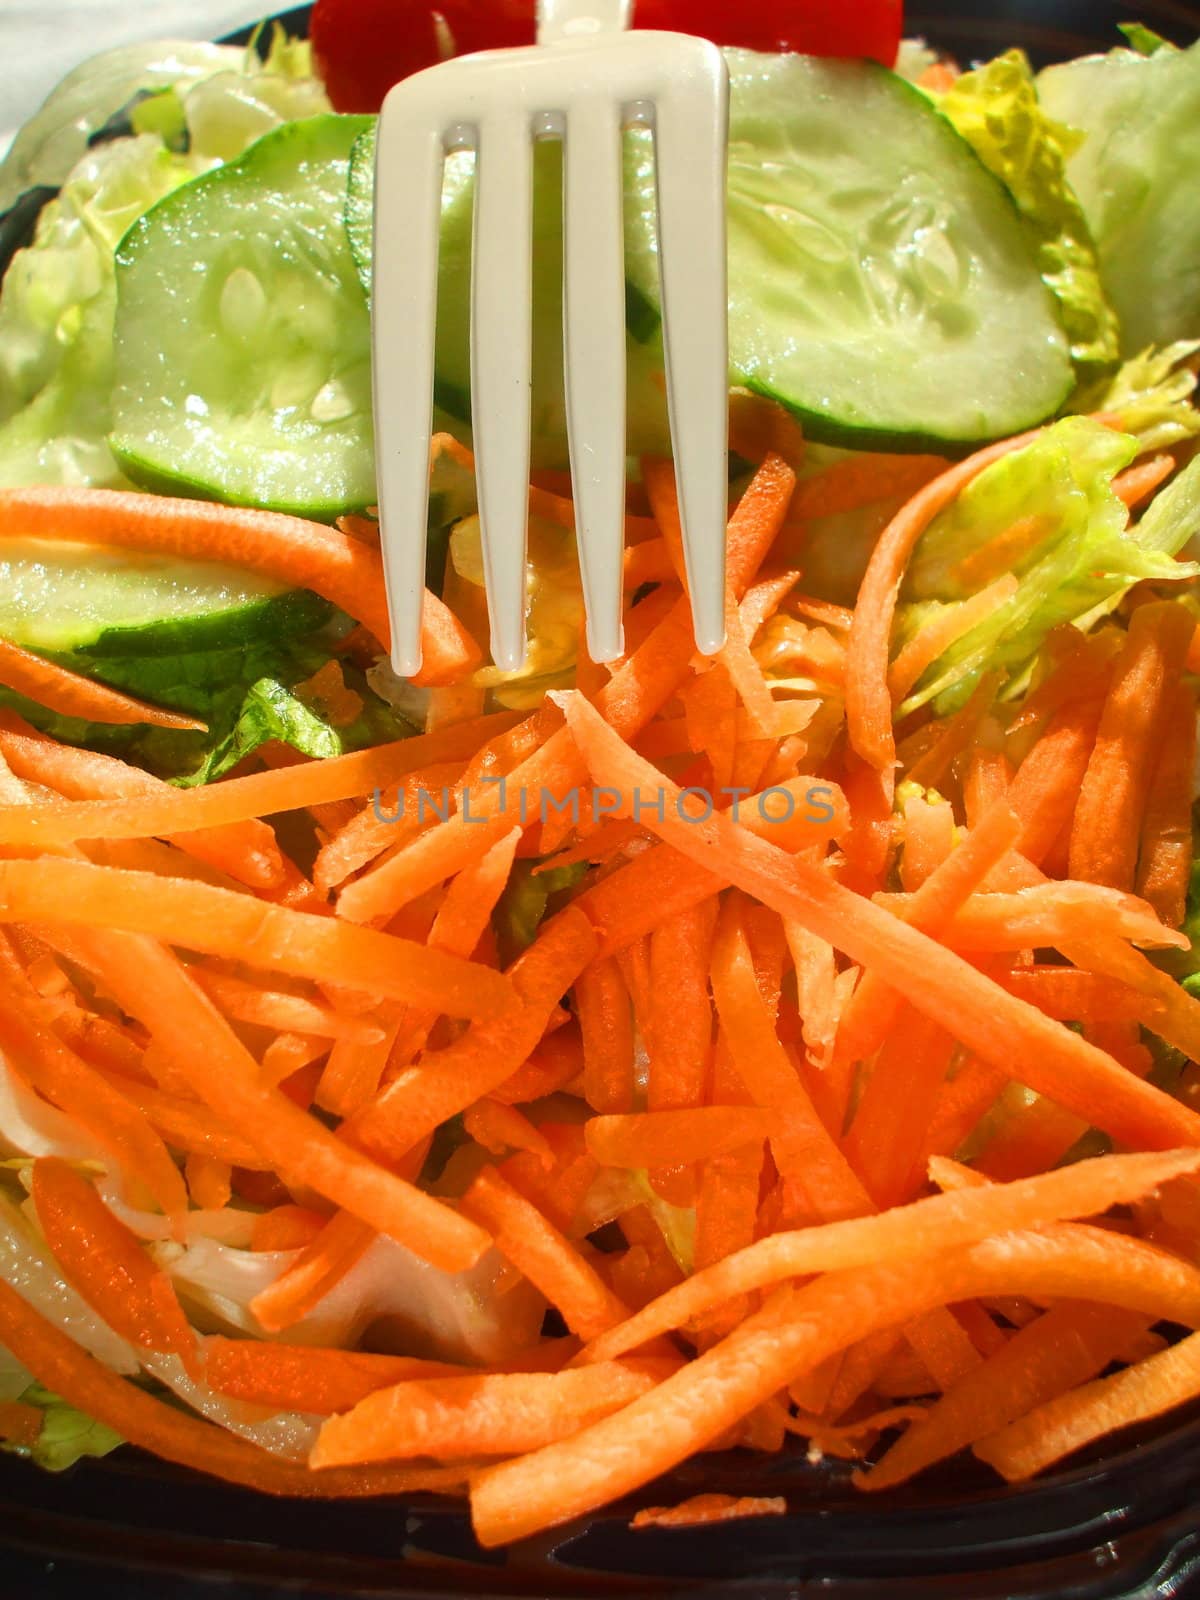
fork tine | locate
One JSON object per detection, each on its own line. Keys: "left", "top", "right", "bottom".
{"left": 563, "top": 98, "right": 626, "bottom": 664}
{"left": 471, "top": 111, "right": 535, "bottom": 673}
{"left": 653, "top": 63, "right": 730, "bottom": 657}
{"left": 372, "top": 101, "right": 446, "bottom": 678}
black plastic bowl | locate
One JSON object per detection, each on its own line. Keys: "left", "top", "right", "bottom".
{"left": 4, "top": 3, "right": 1200, "bottom": 1596}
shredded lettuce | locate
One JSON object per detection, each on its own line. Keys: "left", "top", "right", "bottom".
{"left": 1, "top": 1382, "right": 123, "bottom": 1472}
{"left": 1073, "top": 341, "right": 1200, "bottom": 452}
{"left": 494, "top": 860, "right": 588, "bottom": 966}
{"left": 1038, "top": 39, "right": 1200, "bottom": 354}
{"left": 935, "top": 50, "right": 1119, "bottom": 375}
{"left": 895, "top": 416, "right": 1199, "bottom": 715}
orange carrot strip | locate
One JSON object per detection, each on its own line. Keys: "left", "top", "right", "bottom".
{"left": 185, "top": 1153, "right": 231, "bottom": 1211}
{"left": 894, "top": 882, "right": 1182, "bottom": 954}
{"left": 0, "top": 1280, "right": 465, "bottom": 1499}
{"left": 889, "top": 575, "right": 1018, "bottom": 703}
{"left": 491, "top": 1021, "right": 584, "bottom": 1106}
{"left": 999, "top": 965, "right": 1153, "bottom": 1024}
{"left": 579, "top": 1148, "right": 1200, "bottom": 1367}
{"left": 409, "top": 589, "right": 484, "bottom": 687}
{"left": 473, "top": 1224, "right": 1200, "bottom": 1546}
{"left": 0, "top": 857, "right": 511, "bottom": 1018}
{"left": 312, "top": 761, "right": 468, "bottom": 892}
{"left": 0, "top": 716, "right": 281, "bottom": 889}
{"left": 560, "top": 690, "right": 1200, "bottom": 1149}
{"left": 898, "top": 795, "right": 956, "bottom": 891}
{"left": 346, "top": 909, "right": 596, "bottom": 1161}
{"left": 631, "top": 1493, "right": 787, "bottom": 1529}
{"left": 976, "top": 1326, "right": 1200, "bottom": 1482}
{"left": 192, "top": 969, "right": 382, "bottom": 1043}
{"left": 0, "top": 637, "right": 205, "bottom": 731}
{"left": 586, "top": 1107, "right": 777, "bottom": 1169}
{"left": 250, "top": 1211, "right": 376, "bottom": 1334}
{"left": 846, "top": 430, "right": 1040, "bottom": 772}
{"left": 1006, "top": 695, "right": 1105, "bottom": 865}
{"left": 462, "top": 1167, "right": 630, "bottom": 1341}
{"left": 0, "top": 713, "right": 518, "bottom": 848}
{"left": 647, "top": 899, "right": 717, "bottom": 1111}
{"left": 905, "top": 671, "right": 1002, "bottom": 791}
{"left": 249, "top": 1205, "right": 327, "bottom": 1254}
{"left": 0, "top": 947, "right": 186, "bottom": 1216}
{"left": 312, "top": 1358, "right": 674, "bottom": 1467}
{"left": 31, "top": 1158, "right": 197, "bottom": 1367}
{"left": 1136, "top": 678, "right": 1197, "bottom": 927}
{"left": 0, "top": 486, "right": 396, "bottom": 646}
{"left": 1112, "top": 452, "right": 1175, "bottom": 509}
{"left": 921, "top": 1059, "right": 1007, "bottom": 1166}
{"left": 575, "top": 956, "right": 635, "bottom": 1115}
{"left": 860, "top": 1300, "right": 1149, "bottom": 1490}
{"left": 93, "top": 1072, "right": 268, "bottom": 1169}
{"left": 204, "top": 1336, "right": 466, "bottom": 1415}
{"left": 843, "top": 1013, "right": 956, "bottom": 1209}
{"left": 74, "top": 931, "right": 492, "bottom": 1273}
{"left": 728, "top": 390, "right": 807, "bottom": 471}
{"left": 464, "top": 1100, "right": 555, "bottom": 1167}
{"left": 836, "top": 801, "right": 1023, "bottom": 1065}
{"left": 1069, "top": 601, "right": 1195, "bottom": 890}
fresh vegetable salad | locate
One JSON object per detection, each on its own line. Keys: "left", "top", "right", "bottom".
{"left": 0, "top": 4, "right": 1198, "bottom": 1549}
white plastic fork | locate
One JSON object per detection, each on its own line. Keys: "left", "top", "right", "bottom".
{"left": 372, "top": 0, "right": 730, "bottom": 678}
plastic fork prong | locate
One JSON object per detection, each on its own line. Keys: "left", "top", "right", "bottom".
{"left": 470, "top": 111, "right": 535, "bottom": 674}
{"left": 372, "top": 105, "right": 445, "bottom": 679}
{"left": 562, "top": 97, "right": 626, "bottom": 664}
{"left": 653, "top": 59, "right": 730, "bottom": 657}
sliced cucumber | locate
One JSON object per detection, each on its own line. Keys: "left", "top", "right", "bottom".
{"left": 0, "top": 540, "right": 331, "bottom": 656}
{"left": 626, "top": 51, "right": 1073, "bottom": 451}
{"left": 345, "top": 125, "right": 671, "bottom": 469}
{"left": 111, "top": 113, "right": 375, "bottom": 518}
{"left": 1038, "top": 41, "right": 1200, "bottom": 355}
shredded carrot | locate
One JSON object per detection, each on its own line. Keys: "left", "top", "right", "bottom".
{"left": 631, "top": 1493, "right": 787, "bottom": 1529}
{"left": 472, "top": 1224, "right": 1200, "bottom": 1545}
{"left": 586, "top": 1107, "right": 777, "bottom": 1169}
{"left": 249, "top": 1205, "right": 327, "bottom": 1254}
{"left": 250, "top": 1211, "right": 375, "bottom": 1334}
{"left": 889, "top": 575, "right": 1018, "bottom": 704}
{"left": 462, "top": 1166, "right": 630, "bottom": 1341}
{"left": 204, "top": 1336, "right": 465, "bottom": 1415}
{"left": 31, "top": 1158, "right": 198, "bottom": 1369}
{"left": 1112, "top": 453, "right": 1175, "bottom": 509}
{"left": 0, "top": 1399, "right": 41, "bottom": 1447}
{"left": 464, "top": 1100, "right": 555, "bottom": 1167}
{"left": 1136, "top": 677, "right": 1197, "bottom": 927}
{"left": 0, "top": 637, "right": 206, "bottom": 731}
{"left": 575, "top": 956, "right": 635, "bottom": 1114}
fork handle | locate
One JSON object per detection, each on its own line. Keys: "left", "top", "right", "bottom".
{"left": 537, "top": 0, "right": 631, "bottom": 44}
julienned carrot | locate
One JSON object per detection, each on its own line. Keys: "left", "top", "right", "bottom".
{"left": 843, "top": 1013, "right": 956, "bottom": 1209}
{"left": 250, "top": 1211, "right": 376, "bottom": 1334}
{"left": 185, "top": 1154, "right": 231, "bottom": 1211}
{"left": 975, "top": 1327, "right": 1200, "bottom": 1482}
{"left": 846, "top": 428, "right": 1041, "bottom": 773}
{"left": 346, "top": 908, "right": 597, "bottom": 1160}
{"left": 1112, "top": 453, "right": 1175, "bottom": 509}
{"left": 462, "top": 1166, "right": 630, "bottom": 1342}
{"left": 312, "top": 1358, "right": 675, "bottom": 1467}
{"left": 575, "top": 957, "right": 635, "bottom": 1114}
{"left": 835, "top": 801, "right": 1022, "bottom": 1065}
{"left": 410, "top": 589, "right": 484, "bottom": 687}
{"left": 30, "top": 1158, "right": 197, "bottom": 1368}
{"left": 72, "top": 930, "right": 493, "bottom": 1274}
{"left": 491, "top": 1022, "right": 584, "bottom": 1106}
{"left": 0, "top": 857, "right": 512, "bottom": 1018}
{"left": 0, "top": 950, "right": 186, "bottom": 1216}
{"left": 647, "top": 899, "right": 717, "bottom": 1112}
{"left": 191, "top": 969, "right": 382, "bottom": 1044}
{"left": 859, "top": 1300, "right": 1150, "bottom": 1490}
{"left": 0, "top": 712, "right": 519, "bottom": 849}
{"left": 471, "top": 1226, "right": 1200, "bottom": 1546}
{"left": 249, "top": 1205, "right": 326, "bottom": 1254}
{"left": 464, "top": 1100, "right": 555, "bottom": 1167}
{"left": 586, "top": 1107, "right": 778, "bottom": 1169}
{"left": 1069, "top": 601, "right": 1194, "bottom": 891}
{"left": 312, "top": 760, "right": 469, "bottom": 892}
{"left": 562, "top": 693, "right": 1200, "bottom": 1149}
{"left": 0, "top": 637, "right": 206, "bottom": 731}
{"left": 1136, "top": 678, "right": 1197, "bottom": 927}
{"left": 891, "top": 882, "right": 1184, "bottom": 954}
{"left": 788, "top": 452, "right": 945, "bottom": 522}
{"left": 579, "top": 1148, "right": 1200, "bottom": 1366}
{"left": 889, "top": 575, "right": 1018, "bottom": 704}
{"left": 92, "top": 1072, "right": 269, "bottom": 1170}
{"left": 631, "top": 1493, "right": 787, "bottom": 1529}
{"left": 1006, "top": 694, "right": 1105, "bottom": 865}
{"left": 0, "top": 1279, "right": 467, "bottom": 1500}
{"left": 0, "top": 485, "right": 396, "bottom": 646}
{"left": 0, "top": 715, "right": 282, "bottom": 890}
{"left": 999, "top": 966, "right": 1154, "bottom": 1025}
{"left": 204, "top": 1336, "right": 467, "bottom": 1415}
{"left": 921, "top": 1060, "right": 1007, "bottom": 1167}
{"left": 0, "top": 1400, "right": 41, "bottom": 1447}
{"left": 905, "top": 671, "right": 1003, "bottom": 791}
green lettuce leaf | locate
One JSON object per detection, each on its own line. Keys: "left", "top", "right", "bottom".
{"left": 1117, "top": 22, "right": 1177, "bottom": 57}
{"left": 936, "top": 49, "right": 1119, "bottom": 375}
{"left": 1073, "top": 340, "right": 1200, "bottom": 452}
{"left": 494, "top": 860, "right": 588, "bottom": 966}
{"left": 894, "top": 416, "right": 1199, "bottom": 715}
{"left": 1, "top": 1382, "right": 123, "bottom": 1472}
{"left": 1038, "top": 40, "right": 1200, "bottom": 354}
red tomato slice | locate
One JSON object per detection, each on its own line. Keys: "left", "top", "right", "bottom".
{"left": 310, "top": 0, "right": 446, "bottom": 113}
